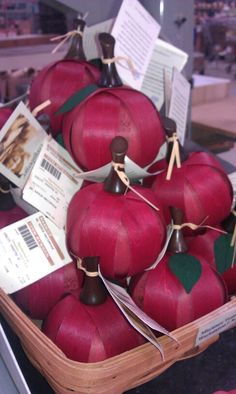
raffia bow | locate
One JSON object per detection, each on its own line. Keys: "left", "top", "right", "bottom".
{"left": 101, "top": 56, "right": 137, "bottom": 78}
{"left": 76, "top": 257, "right": 99, "bottom": 277}
{"left": 166, "top": 133, "right": 181, "bottom": 181}
{"left": 112, "top": 162, "right": 159, "bottom": 212}
{"left": 50, "top": 30, "right": 83, "bottom": 54}
{"left": 171, "top": 219, "right": 227, "bottom": 233}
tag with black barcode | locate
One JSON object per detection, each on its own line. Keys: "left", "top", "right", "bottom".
{"left": 18, "top": 224, "right": 38, "bottom": 250}
{"left": 23, "top": 137, "right": 83, "bottom": 229}
{"left": 40, "top": 158, "right": 61, "bottom": 180}
{"left": 0, "top": 212, "right": 71, "bottom": 294}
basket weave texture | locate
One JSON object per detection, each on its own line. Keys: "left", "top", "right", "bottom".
{"left": 1, "top": 289, "right": 236, "bottom": 394}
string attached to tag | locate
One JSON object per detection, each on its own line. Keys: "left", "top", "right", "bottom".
{"left": 101, "top": 56, "right": 137, "bottom": 78}
{"left": 112, "top": 163, "right": 160, "bottom": 212}
{"left": 51, "top": 30, "right": 83, "bottom": 54}
{"left": 171, "top": 217, "right": 227, "bottom": 234}
{"left": 166, "top": 133, "right": 181, "bottom": 180}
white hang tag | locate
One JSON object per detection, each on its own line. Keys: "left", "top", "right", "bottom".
{"left": 111, "top": 0, "right": 161, "bottom": 90}
{"left": 0, "top": 101, "right": 47, "bottom": 189}
{"left": 146, "top": 225, "right": 173, "bottom": 270}
{"left": 168, "top": 68, "right": 191, "bottom": 146}
{"left": 99, "top": 267, "right": 178, "bottom": 358}
{"left": 74, "top": 143, "right": 167, "bottom": 184}
{"left": 141, "top": 38, "right": 188, "bottom": 110}
{"left": 75, "top": 162, "right": 111, "bottom": 183}
{"left": 23, "top": 137, "right": 83, "bottom": 229}
{"left": 0, "top": 212, "right": 71, "bottom": 294}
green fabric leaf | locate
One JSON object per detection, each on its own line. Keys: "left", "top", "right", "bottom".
{"left": 214, "top": 234, "right": 234, "bottom": 274}
{"left": 168, "top": 253, "right": 202, "bottom": 294}
{"left": 55, "top": 133, "right": 65, "bottom": 148}
{"left": 56, "top": 84, "right": 99, "bottom": 115}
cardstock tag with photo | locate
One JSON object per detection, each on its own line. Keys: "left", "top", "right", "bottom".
{"left": 0, "top": 101, "right": 47, "bottom": 189}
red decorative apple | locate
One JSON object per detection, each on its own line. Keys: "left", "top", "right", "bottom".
{"left": 67, "top": 136, "right": 166, "bottom": 279}
{"left": 43, "top": 257, "right": 145, "bottom": 362}
{"left": 187, "top": 225, "right": 236, "bottom": 295}
{"left": 129, "top": 207, "right": 227, "bottom": 331}
{"left": 29, "top": 18, "right": 100, "bottom": 135}
{"left": 13, "top": 260, "right": 83, "bottom": 319}
{"left": 151, "top": 118, "right": 233, "bottom": 226}
{"left": 62, "top": 32, "right": 165, "bottom": 171}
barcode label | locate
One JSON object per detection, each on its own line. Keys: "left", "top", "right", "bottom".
{"left": 41, "top": 158, "right": 61, "bottom": 180}
{"left": 18, "top": 224, "right": 38, "bottom": 250}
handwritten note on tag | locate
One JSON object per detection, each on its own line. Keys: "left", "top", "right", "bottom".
{"left": 0, "top": 212, "right": 71, "bottom": 294}
{"left": 111, "top": 0, "right": 161, "bottom": 90}
{"left": 0, "top": 102, "right": 47, "bottom": 189}
{"left": 23, "top": 137, "right": 83, "bottom": 229}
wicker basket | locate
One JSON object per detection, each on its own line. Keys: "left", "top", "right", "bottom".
{"left": 1, "top": 288, "right": 236, "bottom": 394}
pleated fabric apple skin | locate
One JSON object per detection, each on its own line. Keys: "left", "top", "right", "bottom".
{"left": 13, "top": 261, "right": 84, "bottom": 320}
{"left": 151, "top": 151, "right": 233, "bottom": 226}
{"left": 129, "top": 246, "right": 227, "bottom": 332}
{"left": 67, "top": 182, "right": 166, "bottom": 279}
{"left": 29, "top": 18, "right": 100, "bottom": 135}
{"left": 29, "top": 60, "right": 99, "bottom": 135}
{"left": 42, "top": 293, "right": 145, "bottom": 363}
{"left": 187, "top": 228, "right": 236, "bottom": 295}
{"left": 62, "top": 87, "right": 165, "bottom": 171}
{"left": 129, "top": 206, "right": 227, "bottom": 332}
{"left": 61, "top": 32, "right": 165, "bottom": 171}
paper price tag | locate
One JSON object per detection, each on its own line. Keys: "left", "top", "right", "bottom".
{"left": 23, "top": 137, "right": 83, "bottom": 229}
{"left": 0, "top": 212, "right": 71, "bottom": 294}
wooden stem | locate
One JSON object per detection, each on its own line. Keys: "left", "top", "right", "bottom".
{"left": 98, "top": 33, "right": 122, "bottom": 87}
{"left": 162, "top": 117, "right": 188, "bottom": 163}
{"left": 80, "top": 257, "right": 107, "bottom": 306}
{"left": 168, "top": 206, "right": 188, "bottom": 254}
{"left": 64, "top": 18, "right": 86, "bottom": 61}
{"left": 104, "top": 136, "right": 128, "bottom": 194}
